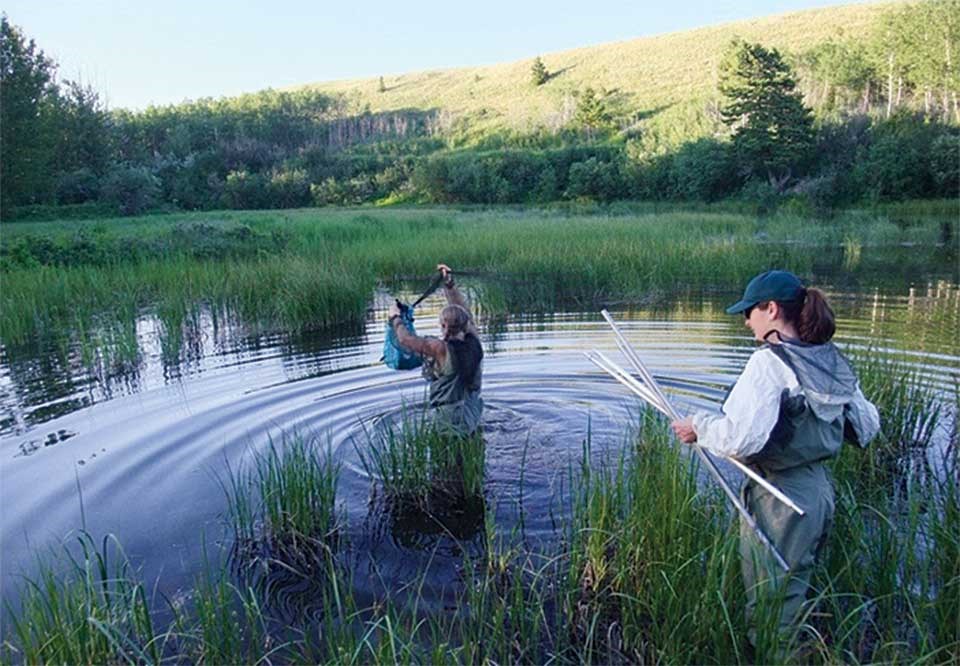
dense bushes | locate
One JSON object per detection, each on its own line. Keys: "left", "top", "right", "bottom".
{"left": 55, "top": 168, "right": 101, "bottom": 205}
{"left": 411, "top": 146, "right": 633, "bottom": 204}
{"left": 6, "top": 113, "right": 955, "bottom": 219}
{"left": 221, "top": 169, "right": 311, "bottom": 210}
{"left": 101, "top": 166, "right": 161, "bottom": 215}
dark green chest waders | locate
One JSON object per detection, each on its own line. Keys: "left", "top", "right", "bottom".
{"left": 738, "top": 345, "right": 846, "bottom": 651}
{"left": 425, "top": 334, "right": 484, "bottom": 437}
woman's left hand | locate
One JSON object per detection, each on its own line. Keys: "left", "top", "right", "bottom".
{"left": 388, "top": 302, "right": 401, "bottom": 319}
{"left": 671, "top": 417, "right": 698, "bottom": 444}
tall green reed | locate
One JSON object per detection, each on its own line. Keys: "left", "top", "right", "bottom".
{"left": 1, "top": 532, "right": 166, "bottom": 665}
{"left": 221, "top": 431, "right": 341, "bottom": 577}
{"left": 355, "top": 409, "right": 486, "bottom": 512}
{"left": 565, "top": 414, "right": 750, "bottom": 663}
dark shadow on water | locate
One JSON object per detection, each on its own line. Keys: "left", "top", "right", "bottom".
{"left": 387, "top": 492, "right": 486, "bottom": 549}
{"left": 230, "top": 528, "right": 344, "bottom": 623}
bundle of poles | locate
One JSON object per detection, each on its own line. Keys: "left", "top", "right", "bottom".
{"left": 586, "top": 309, "right": 801, "bottom": 572}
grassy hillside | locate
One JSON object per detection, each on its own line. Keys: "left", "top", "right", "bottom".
{"left": 301, "top": 3, "right": 892, "bottom": 145}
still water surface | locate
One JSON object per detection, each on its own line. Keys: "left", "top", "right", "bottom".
{"left": 1, "top": 275, "right": 957, "bottom": 615}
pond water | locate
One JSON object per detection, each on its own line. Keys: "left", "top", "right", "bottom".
{"left": 1, "top": 272, "right": 958, "bottom": 619}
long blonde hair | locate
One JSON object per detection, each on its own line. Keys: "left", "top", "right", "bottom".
{"left": 441, "top": 304, "right": 471, "bottom": 340}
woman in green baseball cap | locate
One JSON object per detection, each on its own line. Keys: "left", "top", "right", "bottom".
{"left": 671, "top": 269, "right": 880, "bottom": 655}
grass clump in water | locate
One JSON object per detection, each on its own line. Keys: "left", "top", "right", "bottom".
{"left": 222, "top": 431, "right": 341, "bottom": 589}
{"left": 356, "top": 410, "right": 486, "bottom": 516}
{"left": 564, "top": 415, "right": 749, "bottom": 663}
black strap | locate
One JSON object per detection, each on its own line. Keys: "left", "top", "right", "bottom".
{"left": 411, "top": 272, "right": 445, "bottom": 308}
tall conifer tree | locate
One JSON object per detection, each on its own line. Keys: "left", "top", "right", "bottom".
{"left": 719, "top": 39, "right": 815, "bottom": 188}
{"left": 530, "top": 56, "right": 549, "bottom": 86}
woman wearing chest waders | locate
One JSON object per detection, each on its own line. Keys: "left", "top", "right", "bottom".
{"left": 671, "top": 270, "right": 880, "bottom": 655}
{"left": 388, "top": 263, "right": 484, "bottom": 437}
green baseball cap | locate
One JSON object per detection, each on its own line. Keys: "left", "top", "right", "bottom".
{"left": 725, "top": 270, "right": 804, "bottom": 314}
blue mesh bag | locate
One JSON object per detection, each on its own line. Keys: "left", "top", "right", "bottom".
{"left": 383, "top": 302, "right": 423, "bottom": 370}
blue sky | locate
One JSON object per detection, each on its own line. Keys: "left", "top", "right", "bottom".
{"left": 6, "top": 1, "right": 871, "bottom": 110}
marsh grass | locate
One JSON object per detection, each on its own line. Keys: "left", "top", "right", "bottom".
{"left": 811, "top": 366, "right": 960, "bottom": 662}
{"left": 842, "top": 351, "right": 945, "bottom": 498}
{"left": 3, "top": 206, "right": 954, "bottom": 368}
{"left": 563, "top": 415, "right": 753, "bottom": 663}
{"left": 1, "top": 532, "right": 166, "bottom": 665}
{"left": 559, "top": 378, "right": 959, "bottom": 663}
{"left": 170, "top": 546, "right": 284, "bottom": 665}
{"left": 4, "top": 355, "right": 958, "bottom": 664}
{"left": 221, "top": 431, "right": 342, "bottom": 607}
{"left": 356, "top": 408, "right": 486, "bottom": 514}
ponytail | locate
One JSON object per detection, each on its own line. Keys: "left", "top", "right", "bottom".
{"left": 779, "top": 287, "right": 835, "bottom": 344}
{"left": 776, "top": 287, "right": 835, "bottom": 344}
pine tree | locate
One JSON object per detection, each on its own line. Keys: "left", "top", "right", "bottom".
{"left": 575, "top": 87, "right": 611, "bottom": 138}
{"left": 719, "top": 39, "right": 815, "bottom": 188}
{"left": 530, "top": 56, "right": 549, "bottom": 86}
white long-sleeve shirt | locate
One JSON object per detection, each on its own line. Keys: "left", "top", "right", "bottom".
{"left": 692, "top": 348, "right": 880, "bottom": 459}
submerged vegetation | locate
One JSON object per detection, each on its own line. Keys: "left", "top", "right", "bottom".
{"left": 3, "top": 357, "right": 957, "bottom": 663}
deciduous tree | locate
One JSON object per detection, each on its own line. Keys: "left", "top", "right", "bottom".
{"left": 1, "top": 15, "right": 59, "bottom": 214}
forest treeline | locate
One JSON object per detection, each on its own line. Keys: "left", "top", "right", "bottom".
{"left": 1, "top": 2, "right": 958, "bottom": 220}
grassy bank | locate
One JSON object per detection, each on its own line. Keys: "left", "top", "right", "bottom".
{"left": 3, "top": 351, "right": 957, "bottom": 664}
{"left": 2, "top": 204, "right": 956, "bottom": 363}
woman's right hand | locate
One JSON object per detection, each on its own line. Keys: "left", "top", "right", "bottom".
{"left": 671, "top": 417, "right": 698, "bottom": 444}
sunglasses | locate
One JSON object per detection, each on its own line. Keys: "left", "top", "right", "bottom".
{"left": 743, "top": 302, "right": 769, "bottom": 319}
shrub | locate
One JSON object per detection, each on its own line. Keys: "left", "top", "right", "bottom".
{"left": 158, "top": 152, "right": 224, "bottom": 210}
{"left": 101, "top": 165, "right": 161, "bottom": 215}
{"left": 268, "top": 168, "right": 311, "bottom": 208}
{"left": 929, "top": 133, "right": 960, "bottom": 198}
{"left": 55, "top": 168, "right": 100, "bottom": 204}
{"left": 669, "top": 139, "right": 736, "bottom": 201}
{"left": 789, "top": 171, "right": 842, "bottom": 217}
{"left": 310, "top": 178, "right": 347, "bottom": 206}
{"left": 565, "top": 157, "right": 627, "bottom": 201}
{"left": 532, "top": 166, "right": 558, "bottom": 202}
{"left": 222, "top": 170, "right": 268, "bottom": 209}
{"left": 738, "top": 178, "right": 782, "bottom": 216}
{"left": 849, "top": 114, "right": 942, "bottom": 201}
